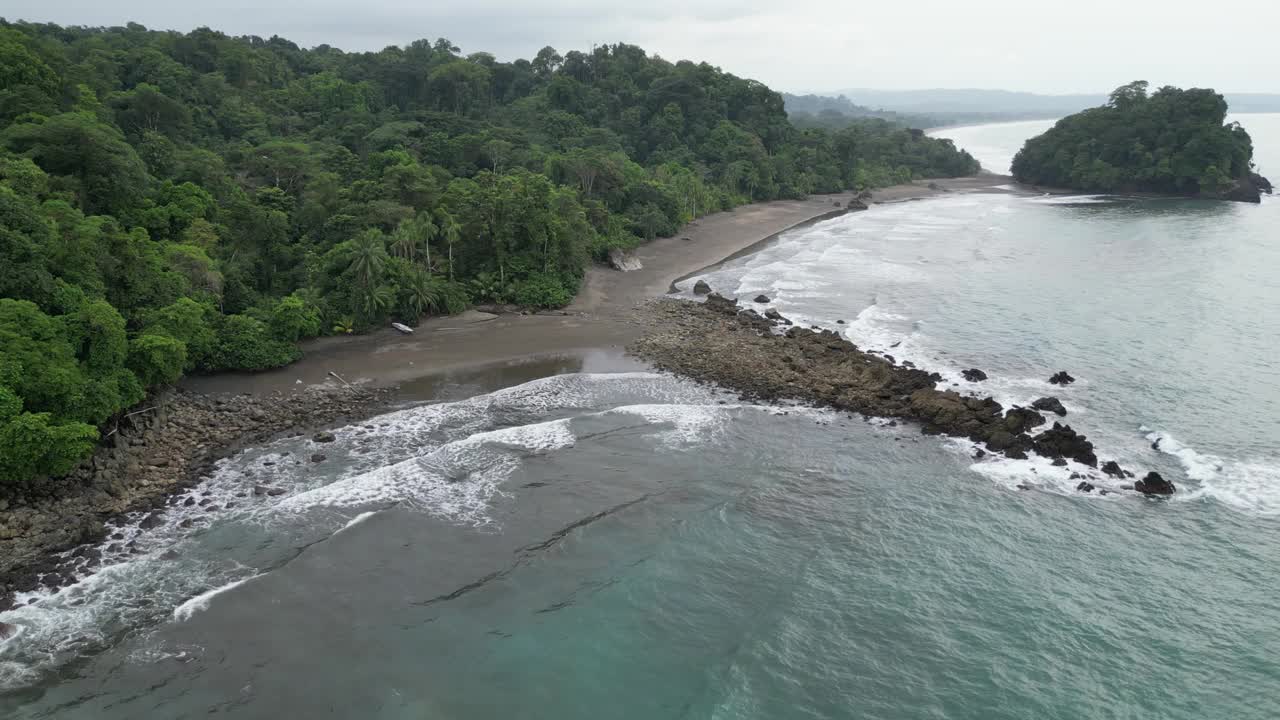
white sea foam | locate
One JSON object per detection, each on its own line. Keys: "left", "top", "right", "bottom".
{"left": 173, "top": 574, "right": 263, "bottom": 622}
{"left": 0, "top": 370, "right": 716, "bottom": 692}
{"left": 610, "top": 404, "right": 731, "bottom": 447}
{"left": 1145, "top": 430, "right": 1280, "bottom": 515}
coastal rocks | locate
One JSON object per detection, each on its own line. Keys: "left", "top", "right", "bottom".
{"left": 764, "top": 308, "right": 791, "bottom": 325}
{"left": 1031, "top": 422, "right": 1098, "bottom": 467}
{"left": 310, "top": 453, "right": 327, "bottom": 463}
{"left": 1134, "top": 471, "right": 1176, "bottom": 495}
{"left": 754, "top": 294, "right": 771, "bottom": 304}
{"left": 847, "top": 199, "right": 870, "bottom": 211}
{"left": 693, "top": 280, "right": 712, "bottom": 296}
{"left": 1048, "top": 371, "right": 1076, "bottom": 386}
{"left": 1076, "top": 481, "right": 1096, "bottom": 493}
{"left": 1101, "top": 460, "right": 1127, "bottom": 479}
{"left": 312, "top": 431, "right": 336, "bottom": 443}
{"left": 1003, "top": 407, "right": 1046, "bottom": 435}
{"left": 961, "top": 368, "right": 988, "bottom": 382}
{"left": 1252, "top": 172, "right": 1274, "bottom": 194}
{"left": 1031, "top": 396, "right": 1068, "bottom": 416}
{"left": 607, "top": 248, "right": 643, "bottom": 272}
{"left": 0, "top": 384, "right": 396, "bottom": 601}
{"left": 703, "top": 293, "right": 739, "bottom": 315}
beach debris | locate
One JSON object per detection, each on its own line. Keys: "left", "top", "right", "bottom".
{"left": 391, "top": 322, "right": 414, "bottom": 334}
{"left": 325, "top": 368, "right": 355, "bottom": 386}
{"left": 962, "top": 368, "right": 988, "bottom": 382}
{"left": 1134, "top": 471, "right": 1176, "bottom": 495}
{"left": 1049, "top": 370, "right": 1076, "bottom": 385}
{"left": 608, "top": 248, "right": 643, "bottom": 272}
{"left": 754, "top": 294, "right": 771, "bottom": 304}
{"left": 1032, "top": 396, "right": 1068, "bottom": 416}
{"left": 313, "top": 431, "right": 336, "bottom": 443}
{"left": 693, "top": 279, "right": 712, "bottom": 295}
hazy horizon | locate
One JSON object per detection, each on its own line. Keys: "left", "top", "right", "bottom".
{"left": 5, "top": 1, "right": 1279, "bottom": 96}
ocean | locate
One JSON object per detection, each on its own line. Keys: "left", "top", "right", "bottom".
{"left": 2, "top": 116, "right": 1278, "bottom": 719}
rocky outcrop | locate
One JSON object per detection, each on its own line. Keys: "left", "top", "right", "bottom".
{"left": 1004, "top": 407, "right": 1046, "bottom": 435}
{"left": 1032, "top": 396, "right": 1068, "bottom": 416}
{"left": 754, "top": 294, "right": 771, "bottom": 304}
{"left": 693, "top": 280, "right": 712, "bottom": 295}
{"left": 1101, "top": 460, "right": 1127, "bottom": 478}
{"left": 1049, "top": 371, "right": 1076, "bottom": 385}
{"left": 0, "top": 386, "right": 395, "bottom": 599}
{"left": 1031, "top": 422, "right": 1098, "bottom": 466}
{"left": 1134, "top": 471, "right": 1176, "bottom": 495}
{"left": 962, "top": 368, "right": 988, "bottom": 382}
{"left": 608, "top": 248, "right": 643, "bottom": 272}
{"left": 630, "top": 299, "right": 1128, "bottom": 471}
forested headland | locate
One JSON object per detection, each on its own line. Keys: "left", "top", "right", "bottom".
{"left": 1011, "top": 81, "right": 1273, "bottom": 201}
{"left": 0, "top": 20, "right": 980, "bottom": 491}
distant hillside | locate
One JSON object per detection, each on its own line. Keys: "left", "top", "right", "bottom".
{"left": 782, "top": 92, "right": 1068, "bottom": 130}
{"left": 826, "top": 88, "right": 1280, "bottom": 118}
{"left": 833, "top": 89, "right": 1102, "bottom": 116}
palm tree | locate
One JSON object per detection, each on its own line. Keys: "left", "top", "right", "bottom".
{"left": 349, "top": 229, "right": 388, "bottom": 290}
{"left": 436, "top": 210, "right": 462, "bottom": 281}
{"left": 403, "top": 270, "right": 442, "bottom": 320}
{"left": 418, "top": 214, "right": 439, "bottom": 270}
{"left": 356, "top": 284, "right": 395, "bottom": 323}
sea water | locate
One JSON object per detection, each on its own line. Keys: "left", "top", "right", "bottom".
{"left": 2, "top": 116, "right": 1279, "bottom": 719}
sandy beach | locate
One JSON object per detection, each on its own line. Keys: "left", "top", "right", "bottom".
{"left": 184, "top": 174, "right": 1015, "bottom": 396}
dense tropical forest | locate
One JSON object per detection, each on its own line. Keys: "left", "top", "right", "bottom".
{"left": 1011, "top": 81, "right": 1269, "bottom": 199}
{"left": 0, "top": 20, "right": 980, "bottom": 489}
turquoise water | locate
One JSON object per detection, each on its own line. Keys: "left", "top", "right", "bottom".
{"left": 3, "top": 116, "right": 1279, "bottom": 719}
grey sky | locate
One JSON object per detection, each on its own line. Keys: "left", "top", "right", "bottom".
{"left": 5, "top": 0, "right": 1277, "bottom": 94}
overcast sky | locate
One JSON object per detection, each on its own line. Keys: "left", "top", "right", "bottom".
{"left": 5, "top": 0, "right": 1278, "bottom": 94}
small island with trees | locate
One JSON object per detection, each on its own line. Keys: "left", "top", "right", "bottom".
{"left": 1011, "top": 81, "right": 1273, "bottom": 202}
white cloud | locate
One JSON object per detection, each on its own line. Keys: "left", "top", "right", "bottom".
{"left": 4, "top": 0, "right": 1277, "bottom": 94}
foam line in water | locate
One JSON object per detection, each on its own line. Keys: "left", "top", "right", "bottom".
{"left": 1145, "top": 429, "right": 1280, "bottom": 516}
{"left": 173, "top": 573, "right": 263, "bottom": 622}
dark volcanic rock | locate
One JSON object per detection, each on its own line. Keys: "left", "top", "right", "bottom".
{"left": 1048, "top": 371, "right": 1076, "bottom": 386}
{"left": 1076, "top": 481, "right": 1096, "bottom": 493}
{"left": 310, "top": 453, "right": 327, "bottom": 463}
{"left": 312, "top": 431, "right": 336, "bottom": 443}
{"left": 763, "top": 308, "right": 791, "bottom": 325}
{"left": 1052, "top": 458, "right": 1068, "bottom": 466}
{"left": 1134, "top": 471, "right": 1176, "bottom": 495}
{"left": 138, "top": 512, "right": 164, "bottom": 530}
{"left": 1251, "top": 172, "right": 1273, "bottom": 194}
{"left": 1031, "top": 396, "right": 1068, "bottom": 416}
{"left": 1101, "top": 460, "right": 1126, "bottom": 479}
{"left": 692, "top": 280, "right": 712, "bottom": 296}
{"left": 266, "top": 488, "right": 287, "bottom": 497}
{"left": 1031, "top": 422, "right": 1097, "bottom": 467}
{"left": 962, "top": 368, "right": 988, "bottom": 382}
{"left": 754, "top": 294, "right": 771, "bottom": 304}
{"left": 704, "top": 293, "right": 739, "bottom": 315}
{"left": 1004, "top": 407, "right": 1046, "bottom": 435}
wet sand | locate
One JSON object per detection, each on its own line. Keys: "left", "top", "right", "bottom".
{"left": 184, "top": 175, "right": 1015, "bottom": 396}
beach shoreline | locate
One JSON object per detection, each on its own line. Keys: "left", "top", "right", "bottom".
{"left": 0, "top": 174, "right": 1020, "bottom": 603}
{"left": 184, "top": 174, "right": 1018, "bottom": 397}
